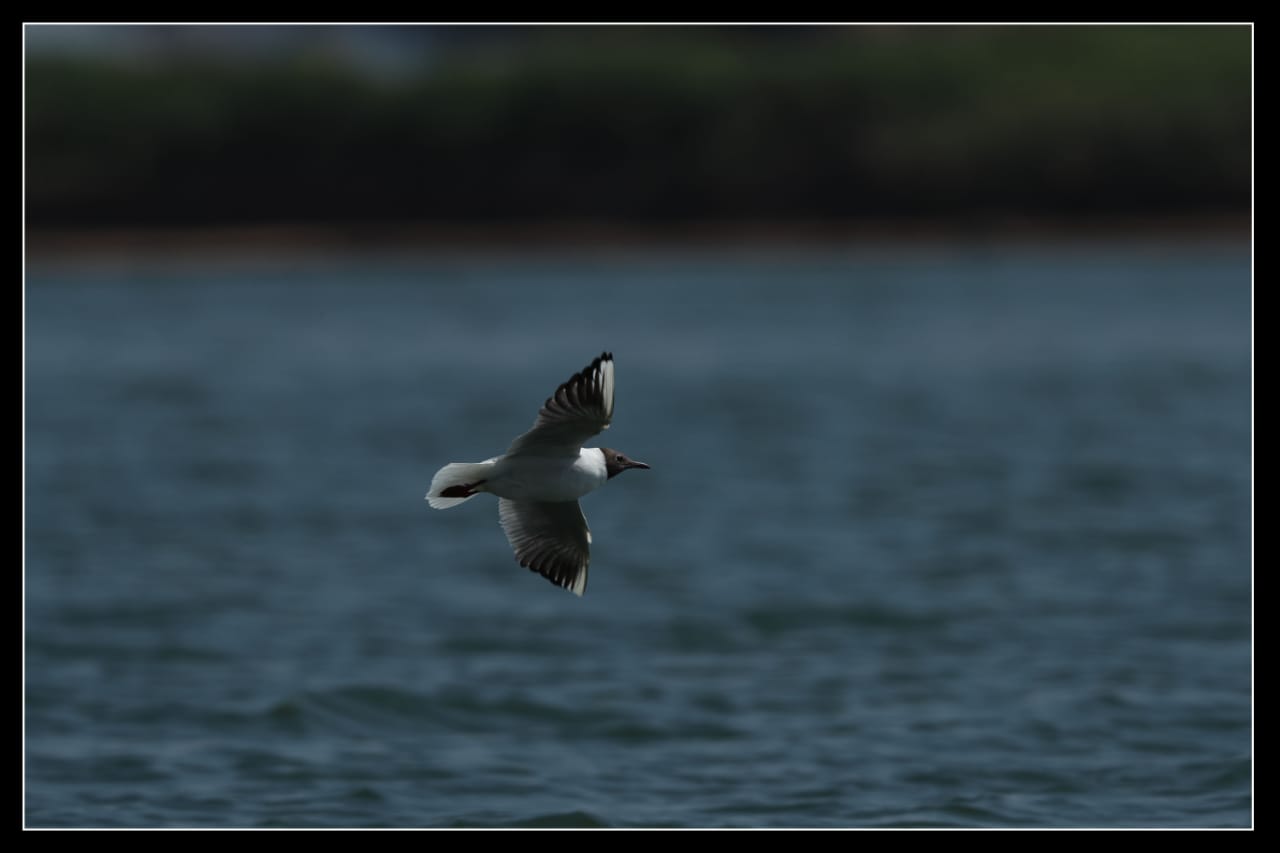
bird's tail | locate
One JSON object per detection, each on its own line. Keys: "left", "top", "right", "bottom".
{"left": 426, "top": 461, "right": 494, "bottom": 509}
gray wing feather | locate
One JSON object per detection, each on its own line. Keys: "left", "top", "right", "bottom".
{"left": 498, "top": 498, "right": 591, "bottom": 596}
{"left": 506, "top": 352, "right": 615, "bottom": 457}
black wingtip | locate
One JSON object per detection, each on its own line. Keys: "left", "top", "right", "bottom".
{"left": 574, "top": 352, "right": 611, "bottom": 386}
{"left": 520, "top": 555, "right": 588, "bottom": 596}
{"left": 569, "top": 353, "right": 611, "bottom": 388}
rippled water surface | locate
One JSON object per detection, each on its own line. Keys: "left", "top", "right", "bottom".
{"left": 25, "top": 245, "right": 1252, "bottom": 827}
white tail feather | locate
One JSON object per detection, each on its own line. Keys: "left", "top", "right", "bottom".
{"left": 426, "top": 460, "right": 495, "bottom": 509}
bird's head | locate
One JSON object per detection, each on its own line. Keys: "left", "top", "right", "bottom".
{"left": 601, "top": 448, "right": 651, "bottom": 479}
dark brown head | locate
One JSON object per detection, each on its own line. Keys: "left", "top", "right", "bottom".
{"left": 601, "top": 447, "right": 650, "bottom": 479}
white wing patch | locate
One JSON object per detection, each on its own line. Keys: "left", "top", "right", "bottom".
{"left": 599, "top": 357, "right": 615, "bottom": 424}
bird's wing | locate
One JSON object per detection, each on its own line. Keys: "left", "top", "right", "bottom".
{"left": 506, "top": 352, "right": 614, "bottom": 457}
{"left": 498, "top": 498, "right": 591, "bottom": 596}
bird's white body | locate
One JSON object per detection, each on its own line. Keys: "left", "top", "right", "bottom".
{"left": 432, "top": 448, "right": 608, "bottom": 505}
{"left": 487, "top": 448, "right": 608, "bottom": 502}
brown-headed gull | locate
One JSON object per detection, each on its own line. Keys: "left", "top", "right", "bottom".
{"left": 426, "top": 352, "right": 649, "bottom": 596}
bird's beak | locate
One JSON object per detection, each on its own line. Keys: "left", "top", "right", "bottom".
{"left": 628, "top": 460, "right": 651, "bottom": 470}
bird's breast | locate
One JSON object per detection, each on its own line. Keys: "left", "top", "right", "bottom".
{"left": 488, "top": 448, "right": 608, "bottom": 502}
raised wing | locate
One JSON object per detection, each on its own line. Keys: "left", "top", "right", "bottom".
{"left": 506, "top": 352, "right": 615, "bottom": 457}
{"left": 497, "top": 498, "right": 591, "bottom": 596}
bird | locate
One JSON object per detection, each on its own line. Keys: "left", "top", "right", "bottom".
{"left": 425, "top": 352, "right": 649, "bottom": 596}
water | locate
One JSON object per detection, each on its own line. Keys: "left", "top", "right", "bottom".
{"left": 24, "top": 244, "right": 1252, "bottom": 827}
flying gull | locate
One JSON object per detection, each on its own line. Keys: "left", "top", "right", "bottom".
{"left": 426, "top": 352, "right": 649, "bottom": 595}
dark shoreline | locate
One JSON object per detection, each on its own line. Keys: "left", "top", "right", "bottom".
{"left": 25, "top": 216, "right": 1252, "bottom": 265}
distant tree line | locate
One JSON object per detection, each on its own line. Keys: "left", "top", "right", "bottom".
{"left": 25, "top": 26, "right": 1251, "bottom": 229}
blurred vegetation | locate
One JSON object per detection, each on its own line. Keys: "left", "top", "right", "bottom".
{"left": 25, "top": 26, "right": 1251, "bottom": 229}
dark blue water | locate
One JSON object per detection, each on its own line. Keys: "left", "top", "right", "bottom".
{"left": 25, "top": 245, "right": 1252, "bottom": 827}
